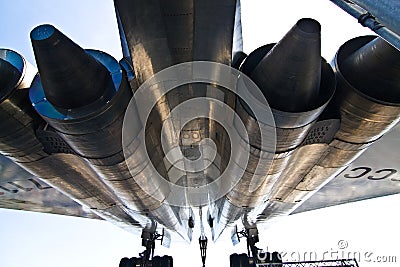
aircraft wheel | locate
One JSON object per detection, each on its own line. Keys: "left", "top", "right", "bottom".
{"left": 119, "top": 257, "right": 130, "bottom": 267}
{"left": 230, "top": 253, "right": 251, "bottom": 267}
{"left": 162, "top": 255, "right": 173, "bottom": 267}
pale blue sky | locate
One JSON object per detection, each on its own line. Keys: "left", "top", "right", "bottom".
{"left": 0, "top": 0, "right": 399, "bottom": 267}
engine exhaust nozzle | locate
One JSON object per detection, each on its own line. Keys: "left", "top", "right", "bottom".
{"left": 30, "top": 24, "right": 115, "bottom": 110}
{"left": 250, "top": 18, "right": 322, "bottom": 112}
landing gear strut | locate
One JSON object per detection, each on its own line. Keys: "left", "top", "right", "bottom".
{"left": 230, "top": 225, "right": 282, "bottom": 266}
{"left": 119, "top": 227, "right": 173, "bottom": 267}
{"left": 198, "top": 206, "right": 209, "bottom": 267}
{"left": 140, "top": 228, "right": 165, "bottom": 265}
{"left": 199, "top": 234, "right": 208, "bottom": 267}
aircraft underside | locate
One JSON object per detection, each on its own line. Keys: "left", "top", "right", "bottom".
{"left": 1, "top": 0, "right": 400, "bottom": 266}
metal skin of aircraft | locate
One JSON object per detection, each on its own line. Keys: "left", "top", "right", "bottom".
{"left": 1, "top": 0, "right": 400, "bottom": 266}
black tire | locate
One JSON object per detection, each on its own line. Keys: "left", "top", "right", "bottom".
{"left": 231, "top": 253, "right": 255, "bottom": 267}
{"left": 152, "top": 256, "right": 161, "bottom": 267}
{"left": 119, "top": 257, "right": 130, "bottom": 267}
{"left": 239, "top": 254, "right": 252, "bottom": 267}
{"left": 129, "top": 257, "right": 139, "bottom": 267}
{"left": 161, "top": 255, "right": 173, "bottom": 267}
{"left": 230, "top": 254, "right": 239, "bottom": 267}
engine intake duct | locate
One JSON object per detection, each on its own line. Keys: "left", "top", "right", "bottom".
{"left": 0, "top": 49, "right": 46, "bottom": 163}
{"left": 337, "top": 36, "right": 400, "bottom": 143}
{"left": 212, "top": 18, "right": 335, "bottom": 240}
{"left": 0, "top": 49, "right": 144, "bottom": 231}
{"left": 29, "top": 25, "right": 187, "bottom": 238}
{"left": 0, "top": 56, "right": 22, "bottom": 93}
{"left": 0, "top": 49, "right": 36, "bottom": 92}
{"left": 259, "top": 36, "right": 400, "bottom": 221}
